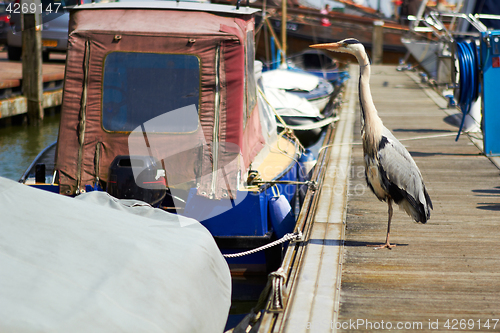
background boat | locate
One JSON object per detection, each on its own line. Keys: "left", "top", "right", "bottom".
{"left": 287, "top": 48, "right": 350, "bottom": 83}
{"left": 209, "top": 0, "right": 411, "bottom": 64}
{"left": 260, "top": 66, "right": 338, "bottom": 147}
{"left": 256, "top": 7, "right": 408, "bottom": 64}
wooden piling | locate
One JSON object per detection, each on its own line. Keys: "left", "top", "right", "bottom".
{"left": 372, "top": 20, "right": 384, "bottom": 65}
{"left": 281, "top": 0, "right": 287, "bottom": 65}
{"left": 22, "top": 12, "right": 43, "bottom": 125}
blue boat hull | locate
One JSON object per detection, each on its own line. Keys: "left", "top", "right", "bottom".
{"left": 183, "top": 160, "right": 300, "bottom": 274}
{"left": 21, "top": 141, "right": 303, "bottom": 274}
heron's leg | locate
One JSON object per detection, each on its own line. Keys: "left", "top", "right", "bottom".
{"left": 377, "top": 199, "right": 396, "bottom": 249}
{"left": 369, "top": 199, "right": 396, "bottom": 249}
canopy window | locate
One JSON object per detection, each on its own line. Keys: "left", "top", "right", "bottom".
{"left": 102, "top": 52, "right": 201, "bottom": 133}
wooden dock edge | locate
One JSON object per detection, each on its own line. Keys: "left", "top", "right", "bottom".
{"left": 0, "top": 89, "right": 63, "bottom": 119}
{"left": 257, "top": 65, "right": 359, "bottom": 333}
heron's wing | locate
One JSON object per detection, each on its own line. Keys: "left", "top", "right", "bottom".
{"left": 378, "top": 127, "right": 432, "bottom": 222}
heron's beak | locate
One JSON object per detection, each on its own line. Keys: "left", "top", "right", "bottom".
{"left": 310, "top": 42, "right": 341, "bottom": 50}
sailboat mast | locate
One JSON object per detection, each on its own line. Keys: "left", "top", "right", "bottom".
{"left": 281, "top": 0, "right": 287, "bottom": 65}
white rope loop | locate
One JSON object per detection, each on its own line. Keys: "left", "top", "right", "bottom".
{"left": 222, "top": 231, "right": 303, "bottom": 258}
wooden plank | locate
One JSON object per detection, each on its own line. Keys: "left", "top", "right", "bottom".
{"left": 0, "top": 89, "right": 63, "bottom": 119}
{"left": 0, "top": 51, "right": 65, "bottom": 86}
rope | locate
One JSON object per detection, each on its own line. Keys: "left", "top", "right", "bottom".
{"left": 222, "top": 231, "right": 302, "bottom": 258}
{"left": 278, "top": 128, "right": 304, "bottom": 159}
{"left": 227, "top": 267, "right": 288, "bottom": 332}
{"left": 318, "top": 132, "right": 460, "bottom": 152}
{"left": 277, "top": 115, "right": 339, "bottom": 131}
{"left": 454, "top": 40, "right": 479, "bottom": 141}
{"left": 257, "top": 85, "right": 306, "bottom": 156}
{"left": 397, "top": 132, "right": 458, "bottom": 142}
{"left": 269, "top": 267, "right": 287, "bottom": 311}
{"left": 251, "top": 179, "right": 318, "bottom": 188}
{"left": 257, "top": 86, "right": 291, "bottom": 132}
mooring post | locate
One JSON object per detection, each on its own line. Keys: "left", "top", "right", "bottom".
{"left": 281, "top": 0, "right": 287, "bottom": 66}
{"left": 21, "top": 0, "right": 43, "bottom": 125}
{"left": 372, "top": 20, "right": 384, "bottom": 65}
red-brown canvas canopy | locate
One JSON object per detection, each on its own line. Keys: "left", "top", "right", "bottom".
{"left": 56, "top": 2, "right": 264, "bottom": 199}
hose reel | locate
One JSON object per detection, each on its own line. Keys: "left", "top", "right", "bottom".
{"left": 452, "top": 40, "right": 479, "bottom": 140}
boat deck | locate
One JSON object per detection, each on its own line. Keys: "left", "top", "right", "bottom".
{"left": 256, "top": 136, "right": 298, "bottom": 181}
{"left": 264, "top": 64, "right": 500, "bottom": 332}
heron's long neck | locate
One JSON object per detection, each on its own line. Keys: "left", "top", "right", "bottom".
{"left": 357, "top": 53, "right": 383, "bottom": 142}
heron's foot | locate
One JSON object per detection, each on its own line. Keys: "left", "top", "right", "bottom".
{"left": 367, "top": 243, "right": 396, "bottom": 250}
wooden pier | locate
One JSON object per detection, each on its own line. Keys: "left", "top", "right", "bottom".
{"left": 0, "top": 51, "right": 64, "bottom": 120}
{"left": 258, "top": 65, "right": 500, "bottom": 332}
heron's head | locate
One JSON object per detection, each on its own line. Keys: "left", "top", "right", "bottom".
{"left": 310, "top": 38, "right": 365, "bottom": 57}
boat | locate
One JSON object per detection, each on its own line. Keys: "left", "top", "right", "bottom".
{"left": 401, "top": 0, "right": 500, "bottom": 81}
{"left": 398, "top": 0, "right": 461, "bottom": 82}
{"left": 287, "top": 48, "right": 350, "bottom": 84}
{"left": 20, "top": 1, "right": 320, "bottom": 275}
{"left": 1, "top": 176, "right": 231, "bottom": 332}
{"left": 260, "top": 67, "right": 337, "bottom": 147}
{"left": 253, "top": 5, "right": 409, "bottom": 64}
{"left": 19, "top": 140, "right": 57, "bottom": 189}
{"left": 253, "top": 2, "right": 350, "bottom": 148}
{"left": 211, "top": 0, "right": 409, "bottom": 63}
{"left": 400, "top": 0, "right": 500, "bottom": 137}
{"left": 262, "top": 67, "right": 334, "bottom": 111}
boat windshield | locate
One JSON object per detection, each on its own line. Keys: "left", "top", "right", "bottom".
{"left": 102, "top": 52, "right": 200, "bottom": 133}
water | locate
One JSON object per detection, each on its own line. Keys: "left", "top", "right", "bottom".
{"left": 0, "top": 113, "right": 60, "bottom": 181}
{"left": 225, "top": 275, "right": 268, "bottom": 331}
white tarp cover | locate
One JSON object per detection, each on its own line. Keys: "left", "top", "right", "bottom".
{"left": 261, "top": 87, "right": 321, "bottom": 118}
{"left": 0, "top": 177, "right": 231, "bottom": 333}
{"left": 261, "top": 69, "right": 319, "bottom": 92}
{"left": 261, "top": 69, "right": 321, "bottom": 118}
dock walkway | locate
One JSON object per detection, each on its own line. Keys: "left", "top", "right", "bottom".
{"left": 278, "top": 64, "right": 500, "bottom": 332}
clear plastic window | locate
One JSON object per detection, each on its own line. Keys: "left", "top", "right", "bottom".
{"left": 102, "top": 52, "right": 200, "bottom": 133}
{"left": 245, "top": 31, "right": 257, "bottom": 125}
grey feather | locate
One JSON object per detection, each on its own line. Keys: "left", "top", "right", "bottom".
{"left": 375, "top": 127, "right": 432, "bottom": 222}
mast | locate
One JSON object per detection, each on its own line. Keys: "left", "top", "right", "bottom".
{"left": 281, "top": 0, "right": 287, "bottom": 66}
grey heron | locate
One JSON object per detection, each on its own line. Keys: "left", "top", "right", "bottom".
{"left": 310, "top": 38, "right": 433, "bottom": 249}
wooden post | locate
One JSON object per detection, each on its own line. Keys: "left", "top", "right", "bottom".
{"left": 264, "top": 17, "right": 284, "bottom": 57}
{"left": 22, "top": 1, "right": 43, "bottom": 126}
{"left": 372, "top": 20, "right": 384, "bottom": 65}
{"left": 281, "top": 0, "right": 287, "bottom": 66}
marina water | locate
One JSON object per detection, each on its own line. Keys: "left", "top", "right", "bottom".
{"left": 0, "top": 113, "right": 60, "bottom": 180}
